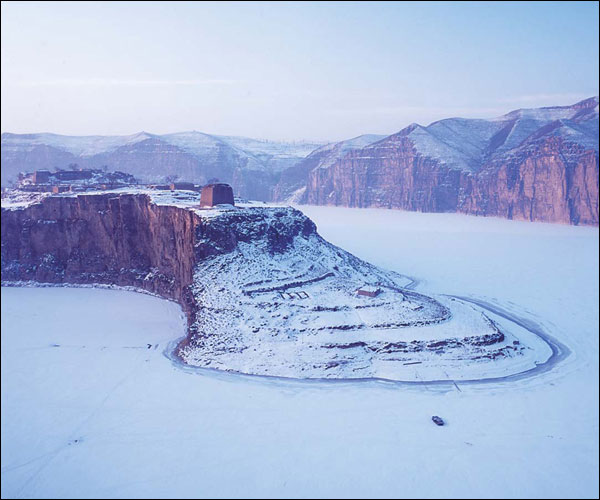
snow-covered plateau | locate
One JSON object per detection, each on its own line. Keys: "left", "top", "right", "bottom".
{"left": 1, "top": 204, "right": 598, "bottom": 498}
{"left": 1, "top": 189, "right": 558, "bottom": 382}
{"left": 178, "top": 232, "right": 553, "bottom": 382}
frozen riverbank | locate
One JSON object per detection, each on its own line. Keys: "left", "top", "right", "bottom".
{"left": 2, "top": 208, "right": 598, "bottom": 498}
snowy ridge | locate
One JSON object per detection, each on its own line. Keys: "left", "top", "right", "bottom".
{"left": 310, "top": 134, "right": 386, "bottom": 170}
{"left": 216, "top": 135, "right": 325, "bottom": 161}
{"left": 1, "top": 131, "right": 327, "bottom": 173}
{"left": 173, "top": 201, "right": 552, "bottom": 380}
{"left": 364, "top": 96, "right": 599, "bottom": 172}
{"left": 0, "top": 131, "right": 153, "bottom": 156}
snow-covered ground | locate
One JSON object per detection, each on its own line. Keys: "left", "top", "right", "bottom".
{"left": 2, "top": 207, "right": 598, "bottom": 498}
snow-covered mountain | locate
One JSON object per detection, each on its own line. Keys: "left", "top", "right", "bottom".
{"left": 0, "top": 131, "right": 153, "bottom": 157}
{"left": 3, "top": 97, "right": 598, "bottom": 222}
{"left": 392, "top": 96, "right": 599, "bottom": 171}
{"left": 304, "top": 97, "right": 599, "bottom": 225}
{"left": 0, "top": 131, "right": 325, "bottom": 200}
{"left": 272, "top": 134, "right": 385, "bottom": 202}
{"left": 2, "top": 189, "right": 551, "bottom": 381}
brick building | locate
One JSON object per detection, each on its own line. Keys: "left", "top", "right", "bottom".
{"left": 200, "top": 183, "right": 235, "bottom": 207}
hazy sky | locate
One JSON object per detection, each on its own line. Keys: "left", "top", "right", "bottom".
{"left": 1, "top": 1, "right": 598, "bottom": 141}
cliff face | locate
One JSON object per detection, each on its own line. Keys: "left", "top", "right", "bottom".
{"left": 272, "top": 134, "right": 385, "bottom": 202}
{"left": 460, "top": 139, "right": 598, "bottom": 224}
{"left": 1, "top": 194, "right": 199, "bottom": 319}
{"left": 304, "top": 136, "right": 599, "bottom": 225}
{"left": 0, "top": 190, "right": 547, "bottom": 380}
{"left": 1, "top": 193, "right": 318, "bottom": 327}
{"left": 304, "top": 136, "right": 459, "bottom": 212}
{"left": 303, "top": 98, "right": 599, "bottom": 225}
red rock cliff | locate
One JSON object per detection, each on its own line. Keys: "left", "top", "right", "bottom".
{"left": 1, "top": 193, "right": 318, "bottom": 334}
{"left": 1, "top": 193, "right": 200, "bottom": 320}
{"left": 302, "top": 98, "right": 599, "bottom": 225}
{"left": 304, "top": 132, "right": 598, "bottom": 225}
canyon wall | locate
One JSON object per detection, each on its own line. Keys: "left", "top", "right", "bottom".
{"left": 1, "top": 194, "right": 200, "bottom": 321}
{"left": 1, "top": 193, "right": 318, "bottom": 334}
{"left": 3, "top": 99, "right": 598, "bottom": 225}
{"left": 300, "top": 98, "right": 599, "bottom": 225}
{"left": 303, "top": 136, "right": 599, "bottom": 225}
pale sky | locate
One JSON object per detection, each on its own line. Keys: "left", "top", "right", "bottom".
{"left": 1, "top": 1, "right": 598, "bottom": 141}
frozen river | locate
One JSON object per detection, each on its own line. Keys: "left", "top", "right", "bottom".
{"left": 2, "top": 207, "right": 598, "bottom": 498}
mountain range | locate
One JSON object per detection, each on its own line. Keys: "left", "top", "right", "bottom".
{"left": 2, "top": 96, "right": 598, "bottom": 224}
{"left": 0, "top": 131, "right": 324, "bottom": 201}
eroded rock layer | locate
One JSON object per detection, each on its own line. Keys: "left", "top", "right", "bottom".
{"left": 2, "top": 193, "right": 199, "bottom": 320}
{"left": 1, "top": 191, "right": 552, "bottom": 380}
{"left": 301, "top": 98, "right": 599, "bottom": 225}
{"left": 304, "top": 137, "right": 598, "bottom": 225}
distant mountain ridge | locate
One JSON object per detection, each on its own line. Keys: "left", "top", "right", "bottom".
{"left": 302, "top": 97, "right": 598, "bottom": 225}
{"left": 272, "top": 134, "right": 386, "bottom": 202}
{"left": 1, "top": 131, "right": 326, "bottom": 200}
{"left": 0, "top": 130, "right": 323, "bottom": 162}
{"left": 2, "top": 97, "right": 598, "bottom": 223}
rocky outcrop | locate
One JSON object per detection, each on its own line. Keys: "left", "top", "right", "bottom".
{"left": 303, "top": 98, "right": 599, "bottom": 225}
{"left": 1, "top": 193, "right": 318, "bottom": 330}
{"left": 272, "top": 134, "right": 384, "bottom": 202}
{"left": 304, "top": 135, "right": 599, "bottom": 225}
{"left": 1, "top": 190, "right": 547, "bottom": 381}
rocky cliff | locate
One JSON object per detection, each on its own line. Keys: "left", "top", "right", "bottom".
{"left": 1, "top": 190, "right": 551, "bottom": 380}
{"left": 3, "top": 98, "right": 598, "bottom": 225}
{"left": 272, "top": 134, "right": 384, "bottom": 202}
{"left": 0, "top": 192, "right": 318, "bottom": 331}
{"left": 303, "top": 97, "right": 599, "bottom": 225}
{"left": 1, "top": 194, "right": 198, "bottom": 322}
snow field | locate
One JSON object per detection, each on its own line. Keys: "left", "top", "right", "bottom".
{"left": 2, "top": 207, "right": 598, "bottom": 498}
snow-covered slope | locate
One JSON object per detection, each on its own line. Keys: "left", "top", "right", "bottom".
{"left": 272, "top": 134, "right": 385, "bottom": 201}
{"left": 309, "top": 134, "right": 386, "bottom": 169}
{"left": 2, "top": 207, "right": 597, "bottom": 498}
{"left": 180, "top": 229, "right": 551, "bottom": 381}
{"left": 2, "top": 189, "right": 553, "bottom": 381}
{"left": 216, "top": 135, "right": 325, "bottom": 165}
{"left": 376, "top": 96, "right": 600, "bottom": 172}
{"left": 0, "top": 131, "right": 153, "bottom": 156}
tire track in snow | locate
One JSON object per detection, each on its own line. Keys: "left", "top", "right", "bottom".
{"left": 443, "top": 295, "right": 571, "bottom": 383}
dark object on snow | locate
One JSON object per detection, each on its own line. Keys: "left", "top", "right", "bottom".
{"left": 431, "top": 416, "right": 444, "bottom": 426}
{"left": 200, "top": 183, "right": 235, "bottom": 207}
{"left": 356, "top": 285, "right": 381, "bottom": 297}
